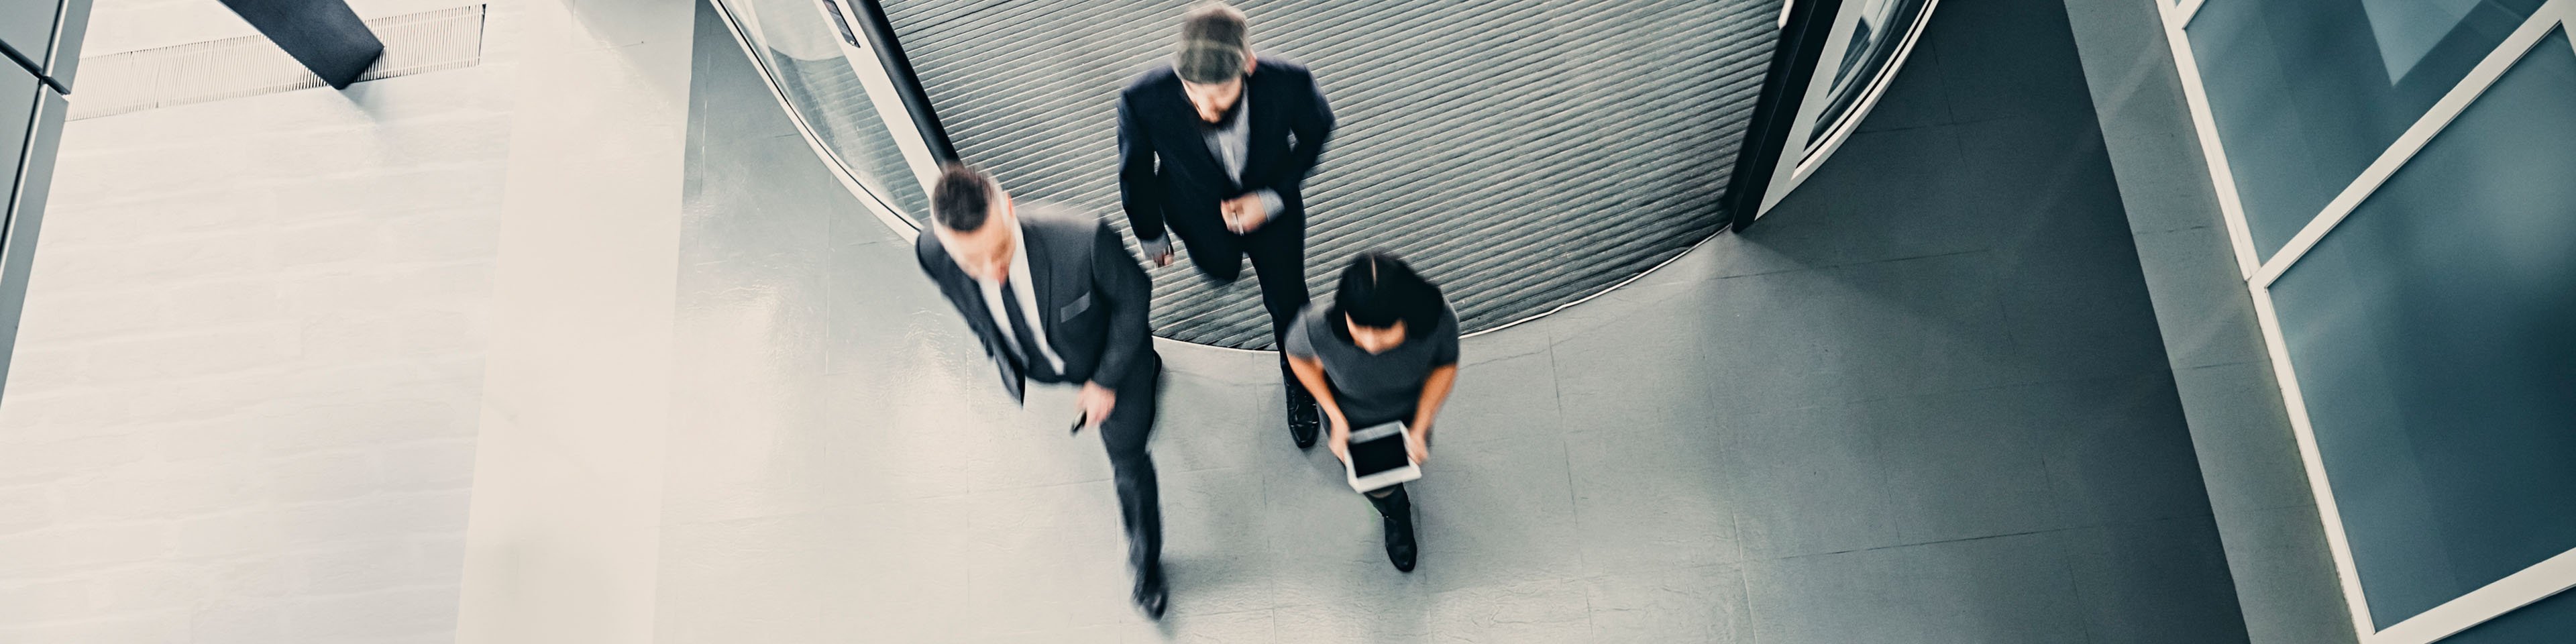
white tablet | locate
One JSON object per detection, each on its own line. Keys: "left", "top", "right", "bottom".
{"left": 1344, "top": 421, "right": 1422, "bottom": 493}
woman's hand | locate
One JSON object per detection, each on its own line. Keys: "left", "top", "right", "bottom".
{"left": 1326, "top": 416, "right": 1352, "bottom": 465}
{"left": 1404, "top": 424, "right": 1430, "bottom": 465}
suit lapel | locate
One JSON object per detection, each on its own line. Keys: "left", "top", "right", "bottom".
{"left": 950, "top": 267, "right": 1004, "bottom": 350}
{"left": 936, "top": 253, "right": 1024, "bottom": 402}
{"left": 1019, "top": 219, "right": 1059, "bottom": 345}
{"left": 1244, "top": 76, "right": 1285, "bottom": 184}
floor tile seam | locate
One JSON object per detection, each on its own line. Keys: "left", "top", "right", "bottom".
{"left": 654, "top": 500, "right": 881, "bottom": 529}
{"left": 2209, "top": 502, "right": 2322, "bottom": 519}
{"left": 1609, "top": 246, "right": 1992, "bottom": 296}
{"left": 1747, "top": 527, "right": 2076, "bottom": 564}
{"left": 1748, "top": 509, "right": 2236, "bottom": 567}
{"left": 2167, "top": 355, "right": 2271, "bottom": 373}
{"left": 2126, "top": 222, "right": 2218, "bottom": 237}
{"left": 1848, "top": 105, "right": 2097, "bottom": 136}
{"left": 1703, "top": 366, "right": 2182, "bottom": 420}
{"left": 2057, "top": 529, "right": 2106, "bottom": 644}
{"left": 2075, "top": 510, "right": 2224, "bottom": 532}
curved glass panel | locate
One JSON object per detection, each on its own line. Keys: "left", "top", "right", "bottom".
{"left": 2183, "top": 0, "right": 2544, "bottom": 260}
{"left": 723, "top": 0, "right": 931, "bottom": 220}
{"left": 1804, "top": 0, "right": 1932, "bottom": 148}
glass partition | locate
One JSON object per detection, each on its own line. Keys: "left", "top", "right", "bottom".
{"left": 710, "top": 0, "right": 938, "bottom": 227}
{"left": 1803, "top": 0, "right": 1933, "bottom": 149}
{"left": 2162, "top": 0, "right": 2576, "bottom": 637}
{"left": 2184, "top": 0, "right": 2545, "bottom": 260}
{"left": 1726, "top": 0, "right": 1941, "bottom": 227}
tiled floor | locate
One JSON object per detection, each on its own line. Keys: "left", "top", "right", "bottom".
{"left": 655, "top": 0, "right": 2253, "bottom": 641}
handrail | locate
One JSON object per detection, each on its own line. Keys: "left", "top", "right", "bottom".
{"left": 847, "top": 0, "right": 957, "bottom": 164}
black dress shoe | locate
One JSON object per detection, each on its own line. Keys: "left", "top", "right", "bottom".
{"left": 1287, "top": 389, "right": 1322, "bottom": 449}
{"left": 1384, "top": 513, "right": 1417, "bottom": 572}
{"left": 1134, "top": 565, "right": 1168, "bottom": 620}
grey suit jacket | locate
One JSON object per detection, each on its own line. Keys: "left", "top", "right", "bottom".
{"left": 915, "top": 205, "right": 1154, "bottom": 402}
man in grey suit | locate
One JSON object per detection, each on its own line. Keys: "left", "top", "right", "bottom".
{"left": 914, "top": 164, "right": 1167, "bottom": 619}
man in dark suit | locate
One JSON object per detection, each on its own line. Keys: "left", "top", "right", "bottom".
{"left": 1118, "top": 1, "right": 1336, "bottom": 448}
{"left": 915, "top": 164, "right": 1167, "bottom": 619}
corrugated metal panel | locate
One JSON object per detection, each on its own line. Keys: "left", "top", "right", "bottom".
{"left": 883, "top": 0, "right": 1780, "bottom": 349}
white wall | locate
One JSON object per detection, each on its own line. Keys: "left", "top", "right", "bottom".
{"left": 0, "top": 3, "right": 518, "bottom": 640}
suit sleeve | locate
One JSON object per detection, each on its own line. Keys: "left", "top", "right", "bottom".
{"left": 1089, "top": 221, "right": 1154, "bottom": 389}
{"left": 1244, "top": 70, "right": 1334, "bottom": 198}
{"left": 1116, "top": 95, "right": 1168, "bottom": 244}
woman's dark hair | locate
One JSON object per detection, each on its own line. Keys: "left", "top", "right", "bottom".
{"left": 1332, "top": 252, "right": 1444, "bottom": 341}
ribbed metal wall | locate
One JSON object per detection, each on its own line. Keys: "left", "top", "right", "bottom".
{"left": 883, "top": 0, "right": 1780, "bottom": 349}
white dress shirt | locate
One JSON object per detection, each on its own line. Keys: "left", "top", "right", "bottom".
{"left": 1205, "top": 88, "right": 1285, "bottom": 218}
{"left": 978, "top": 221, "right": 1067, "bottom": 375}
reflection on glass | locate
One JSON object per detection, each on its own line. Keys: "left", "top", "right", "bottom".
{"left": 2183, "top": 0, "right": 2542, "bottom": 260}
{"left": 2269, "top": 30, "right": 2576, "bottom": 630}
{"left": 1803, "top": 0, "right": 1931, "bottom": 152}
{"left": 729, "top": 0, "right": 932, "bottom": 219}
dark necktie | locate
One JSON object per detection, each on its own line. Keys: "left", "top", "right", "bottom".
{"left": 1000, "top": 279, "right": 1051, "bottom": 378}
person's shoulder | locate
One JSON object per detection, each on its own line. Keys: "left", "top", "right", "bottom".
{"left": 914, "top": 229, "right": 951, "bottom": 272}
{"left": 1284, "top": 304, "right": 1326, "bottom": 352}
{"left": 1016, "top": 203, "right": 1091, "bottom": 229}
{"left": 1018, "top": 204, "right": 1114, "bottom": 246}
{"left": 1254, "top": 57, "right": 1313, "bottom": 79}
{"left": 1121, "top": 66, "right": 1181, "bottom": 99}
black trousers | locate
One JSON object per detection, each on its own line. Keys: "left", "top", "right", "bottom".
{"left": 1040, "top": 352, "right": 1164, "bottom": 573}
{"left": 1175, "top": 212, "right": 1310, "bottom": 352}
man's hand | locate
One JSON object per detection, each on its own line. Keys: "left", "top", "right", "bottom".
{"left": 1151, "top": 246, "right": 1174, "bottom": 267}
{"left": 1076, "top": 382, "right": 1116, "bottom": 431}
{"left": 1222, "top": 195, "right": 1269, "bottom": 233}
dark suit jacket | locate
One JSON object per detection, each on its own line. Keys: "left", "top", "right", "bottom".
{"left": 916, "top": 206, "right": 1155, "bottom": 402}
{"left": 1116, "top": 58, "right": 1336, "bottom": 246}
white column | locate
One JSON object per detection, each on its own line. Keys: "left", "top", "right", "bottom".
{"left": 453, "top": 0, "right": 695, "bottom": 640}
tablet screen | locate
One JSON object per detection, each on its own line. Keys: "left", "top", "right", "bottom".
{"left": 1350, "top": 434, "right": 1411, "bottom": 477}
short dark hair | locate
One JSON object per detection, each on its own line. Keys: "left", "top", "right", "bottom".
{"left": 1175, "top": 2, "right": 1249, "bottom": 84}
{"left": 1334, "top": 252, "right": 1444, "bottom": 339}
{"left": 931, "top": 164, "right": 997, "bottom": 231}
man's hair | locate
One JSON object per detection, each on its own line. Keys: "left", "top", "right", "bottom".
{"left": 931, "top": 164, "right": 997, "bottom": 231}
{"left": 1334, "top": 252, "right": 1444, "bottom": 339}
{"left": 1174, "top": 2, "right": 1250, "bottom": 85}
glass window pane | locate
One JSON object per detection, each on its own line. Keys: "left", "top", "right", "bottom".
{"left": 1804, "top": 0, "right": 1931, "bottom": 149}
{"left": 2183, "top": 0, "right": 2544, "bottom": 260}
{"left": 2268, "top": 30, "right": 2576, "bottom": 629}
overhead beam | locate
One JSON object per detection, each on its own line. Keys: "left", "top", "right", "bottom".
{"left": 217, "top": 0, "right": 384, "bottom": 89}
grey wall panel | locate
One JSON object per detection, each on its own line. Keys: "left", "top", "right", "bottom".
{"left": 881, "top": 0, "right": 1782, "bottom": 348}
{"left": 1, "top": 0, "right": 61, "bottom": 76}
{"left": 1, "top": 64, "right": 32, "bottom": 172}
{"left": 47, "top": 0, "right": 90, "bottom": 87}
{"left": 0, "top": 82, "right": 61, "bottom": 400}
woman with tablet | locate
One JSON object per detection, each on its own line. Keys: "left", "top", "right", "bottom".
{"left": 1284, "top": 252, "right": 1460, "bottom": 572}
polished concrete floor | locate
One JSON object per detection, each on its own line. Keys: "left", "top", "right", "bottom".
{"left": 656, "top": 0, "right": 2251, "bottom": 640}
